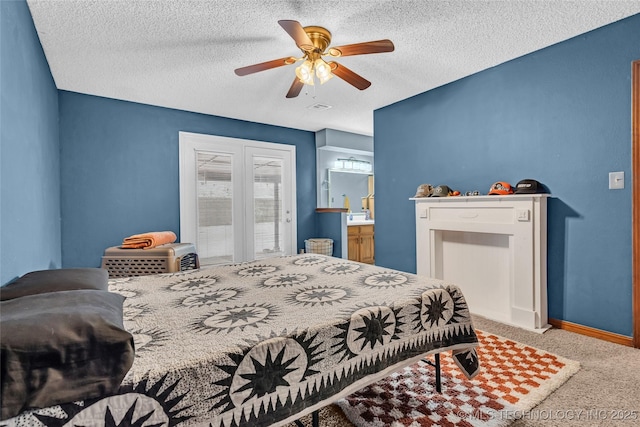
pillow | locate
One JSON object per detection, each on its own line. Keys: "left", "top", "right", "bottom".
{"left": 0, "top": 268, "right": 108, "bottom": 301}
{"left": 0, "top": 290, "right": 134, "bottom": 420}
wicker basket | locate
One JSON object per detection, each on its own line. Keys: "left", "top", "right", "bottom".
{"left": 101, "top": 243, "right": 199, "bottom": 278}
{"left": 304, "top": 238, "right": 333, "bottom": 256}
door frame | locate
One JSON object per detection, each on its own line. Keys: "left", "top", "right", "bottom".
{"left": 178, "top": 131, "right": 297, "bottom": 264}
{"left": 633, "top": 60, "right": 639, "bottom": 348}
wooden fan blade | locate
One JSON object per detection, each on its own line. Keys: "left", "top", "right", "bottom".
{"left": 234, "top": 57, "right": 296, "bottom": 76}
{"left": 327, "top": 39, "right": 394, "bottom": 57}
{"left": 278, "top": 20, "right": 315, "bottom": 51}
{"left": 329, "top": 62, "right": 371, "bottom": 90}
{"left": 286, "top": 78, "right": 304, "bottom": 98}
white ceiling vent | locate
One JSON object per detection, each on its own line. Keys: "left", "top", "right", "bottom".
{"left": 307, "top": 103, "right": 332, "bottom": 111}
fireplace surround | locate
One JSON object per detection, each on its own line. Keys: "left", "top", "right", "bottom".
{"left": 412, "top": 194, "right": 550, "bottom": 332}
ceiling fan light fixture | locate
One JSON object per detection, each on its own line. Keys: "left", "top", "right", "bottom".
{"left": 295, "top": 60, "right": 314, "bottom": 85}
{"left": 314, "top": 58, "right": 334, "bottom": 84}
{"left": 235, "top": 20, "right": 394, "bottom": 98}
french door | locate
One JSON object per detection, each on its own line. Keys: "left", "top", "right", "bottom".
{"left": 179, "top": 132, "right": 296, "bottom": 265}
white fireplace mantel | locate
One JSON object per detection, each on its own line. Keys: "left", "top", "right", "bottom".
{"left": 412, "top": 194, "right": 550, "bottom": 332}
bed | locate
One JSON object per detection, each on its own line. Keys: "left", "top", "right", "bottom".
{"left": 1, "top": 254, "right": 480, "bottom": 427}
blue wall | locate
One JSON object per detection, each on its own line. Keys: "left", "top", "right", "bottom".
{"left": 58, "top": 92, "right": 316, "bottom": 268}
{"left": 374, "top": 14, "right": 640, "bottom": 337}
{"left": 0, "top": 1, "right": 317, "bottom": 279}
{"left": 316, "top": 212, "right": 344, "bottom": 258}
{"left": 2, "top": 0, "right": 637, "bottom": 338}
{"left": 0, "top": 0, "right": 61, "bottom": 284}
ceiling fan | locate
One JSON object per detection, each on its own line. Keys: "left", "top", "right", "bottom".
{"left": 234, "top": 20, "right": 394, "bottom": 98}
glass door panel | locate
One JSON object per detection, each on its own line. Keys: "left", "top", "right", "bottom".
{"left": 252, "top": 156, "right": 284, "bottom": 260}
{"left": 196, "top": 151, "right": 234, "bottom": 265}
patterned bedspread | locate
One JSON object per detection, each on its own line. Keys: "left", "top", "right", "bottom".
{"left": 4, "top": 254, "right": 479, "bottom": 427}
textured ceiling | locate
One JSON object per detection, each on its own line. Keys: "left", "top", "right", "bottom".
{"left": 27, "top": 0, "right": 640, "bottom": 136}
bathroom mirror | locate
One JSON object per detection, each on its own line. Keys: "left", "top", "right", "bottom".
{"left": 327, "top": 170, "right": 372, "bottom": 210}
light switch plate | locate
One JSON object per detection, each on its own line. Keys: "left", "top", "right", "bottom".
{"left": 609, "top": 171, "right": 624, "bottom": 189}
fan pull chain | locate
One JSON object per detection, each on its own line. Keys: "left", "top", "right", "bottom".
{"left": 303, "top": 83, "right": 317, "bottom": 98}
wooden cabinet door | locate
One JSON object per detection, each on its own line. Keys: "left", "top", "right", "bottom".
{"left": 347, "top": 226, "right": 360, "bottom": 262}
{"left": 347, "top": 225, "right": 375, "bottom": 264}
{"left": 347, "top": 234, "right": 360, "bottom": 262}
{"left": 359, "top": 225, "right": 375, "bottom": 264}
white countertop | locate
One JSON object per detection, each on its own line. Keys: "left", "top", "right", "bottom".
{"left": 347, "top": 219, "right": 375, "bottom": 226}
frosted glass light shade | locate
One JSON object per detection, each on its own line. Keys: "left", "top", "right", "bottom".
{"left": 315, "top": 59, "right": 334, "bottom": 84}
{"left": 295, "top": 60, "right": 314, "bottom": 85}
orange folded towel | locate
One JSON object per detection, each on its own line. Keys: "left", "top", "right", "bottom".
{"left": 121, "top": 231, "right": 177, "bottom": 249}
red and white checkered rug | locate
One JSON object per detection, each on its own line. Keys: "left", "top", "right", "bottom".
{"left": 337, "top": 330, "right": 580, "bottom": 427}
